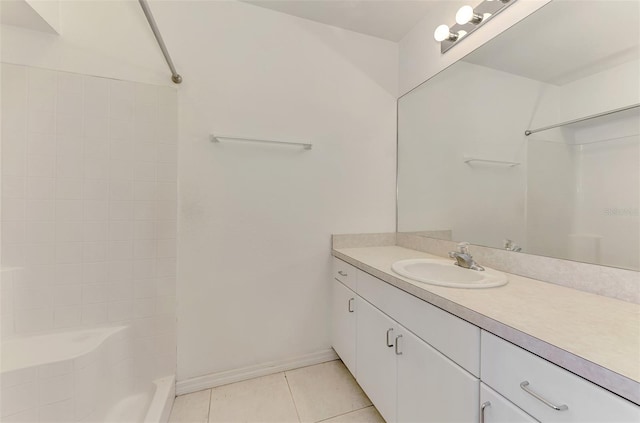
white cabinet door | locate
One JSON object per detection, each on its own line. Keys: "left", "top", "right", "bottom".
{"left": 396, "top": 327, "right": 479, "bottom": 423}
{"left": 331, "top": 278, "right": 357, "bottom": 376}
{"left": 481, "top": 383, "right": 539, "bottom": 423}
{"left": 356, "top": 297, "right": 398, "bottom": 423}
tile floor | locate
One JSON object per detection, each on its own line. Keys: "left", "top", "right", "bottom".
{"left": 169, "top": 360, "right": 385, "bottom": 423}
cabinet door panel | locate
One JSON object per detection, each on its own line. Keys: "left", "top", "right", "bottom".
{"left": 356, "top": 297, "right": 397, "bottom": 423}
{"left": 397, "top": 327, "right": 479, "bottom": 423}
{"left": 331, "top": 279, "right": 357, "bottom": 376}
{"left": 481, "top": 383, "right": 539, "bottom": 423}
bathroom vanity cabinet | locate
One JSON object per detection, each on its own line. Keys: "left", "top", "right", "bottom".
{"left": 331, "top": 257, "right": 640, "bottom": 423}
{"left": 333, "top": 258, "right": 479, "bottom": 423}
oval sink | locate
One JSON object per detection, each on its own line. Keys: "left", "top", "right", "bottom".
{"left": 391, "top": 258, "right": 508, "bottom": 289}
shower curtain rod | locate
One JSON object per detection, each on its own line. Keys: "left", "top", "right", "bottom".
{"left": 138, "top": 0, "right": 182, "bottom": 84}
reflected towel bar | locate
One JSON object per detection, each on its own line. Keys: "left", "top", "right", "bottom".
{"left": 210, "top": 135, "right": 312, "bottom": 150}
{"left": 464, "top": 157, "right": 520, "bottom": 167}
{"left": 139, "top": 0, "right": 182, "bottom": 84}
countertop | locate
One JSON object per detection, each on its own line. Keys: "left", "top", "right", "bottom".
{"left": 332, "top": 245, "right": 640, "bottom": 405}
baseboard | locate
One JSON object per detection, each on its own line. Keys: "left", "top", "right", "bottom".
{"left": 176, "top": 348, "right": 339, "bottom": 396}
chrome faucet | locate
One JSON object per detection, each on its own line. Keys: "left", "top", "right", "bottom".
{"left": 449, "top": 242, "right": 485, "bottom": 271}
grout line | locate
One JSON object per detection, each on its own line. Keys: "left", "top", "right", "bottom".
{"left": 284, "top": 372, "right": 302, "bottom": 423}
{"left": 207, "top": 388, "right": 213, "bottom": 423}
{"left": 314, "top": 405, "right": 375, "bottom": 423}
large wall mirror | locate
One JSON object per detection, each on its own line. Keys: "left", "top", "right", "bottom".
{"left": 397, "top": 0, "right": 639, "bottom": 271}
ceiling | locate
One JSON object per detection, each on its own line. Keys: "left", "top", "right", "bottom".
{"left": 241, "top": 0, "right": 438, "bottom": 42}
{"left": 463, "top": 0, "right": 640, "bottom": 85}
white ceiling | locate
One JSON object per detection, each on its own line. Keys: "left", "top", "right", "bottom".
{"left": 241, "top": 0, "right": 438, "bottom": 42}
{"left": 463, "top": 0, "right": 640, "bottom": 85}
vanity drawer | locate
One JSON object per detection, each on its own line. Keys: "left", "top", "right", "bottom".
{"left": 357, "top": 269, "right": 480, "bottom": 376}
{"left": 333, "top": 258, "right": 357, "bottom": 291}
{"left": 481, "top": 331, "right": 640, "bottom": 422}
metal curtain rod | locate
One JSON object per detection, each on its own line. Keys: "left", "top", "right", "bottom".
{"left": 138, "top": 0, "right": 182, "bottom": 84}
{"left": 524, "top": 103, "right": 639, "bottom": 136}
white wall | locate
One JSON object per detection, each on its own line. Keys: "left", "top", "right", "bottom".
{"left": 398, "top": 0, "right": 551, "bottom": 96}
{"left": 146, "top": 0, "right": 397, "bottom": 383}
{"left": 25, "top": 0, "right": 60, "bottom": 32}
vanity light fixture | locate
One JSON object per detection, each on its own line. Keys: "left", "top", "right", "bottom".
{"left": 434, "top": 0, "right": 516, "bottom": 54}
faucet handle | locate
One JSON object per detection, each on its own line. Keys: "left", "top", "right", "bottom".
{"left": 457, "top": 242, "right": 470, "bottom": 255}
{"left": 504, "top": 239, "right": 522, "bottom": 252}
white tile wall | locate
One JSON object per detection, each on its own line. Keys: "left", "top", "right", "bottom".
{"left": 1, "top": 64, "right": 178, "bottom": 409}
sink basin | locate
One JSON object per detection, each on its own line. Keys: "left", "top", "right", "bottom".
{"left": 391, "top": 258, "right": 508, "bottom": 288}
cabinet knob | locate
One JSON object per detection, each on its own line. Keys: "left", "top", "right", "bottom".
{"left": 338, "top": 271, "right": 348, "bottom": 277}
{"left": 480, "top": 401, "right": 491, "bottom": 423}
{"left": 386, "top": 328, "right": 394, "bottom": 347}
{"left": 520, "top": 381, "right": 568, "bottom": 411}
{"left": 348, "top": 298, "right": 355, "bottom": 313}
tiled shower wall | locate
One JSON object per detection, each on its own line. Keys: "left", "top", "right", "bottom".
{"left": 0, "top": 63, "right": 177, "bottom": 382}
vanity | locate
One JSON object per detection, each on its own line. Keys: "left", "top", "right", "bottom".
{"left": 330, "top": 241, "right": 640, "bottom": 423}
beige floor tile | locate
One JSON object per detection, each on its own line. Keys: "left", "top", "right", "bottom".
{"left": 320, "top": 407, "right": 385, "bottom": 423}
{"left": 209, "top": 372, "right": 300, "bottom": 423}
{"left": 169, "top": 389, "right": 211, "bottom": 423}
{"left": 285, "top": 360, "right": 372, "bottom": 423}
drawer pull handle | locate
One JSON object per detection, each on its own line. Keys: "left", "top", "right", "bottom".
{"left": 386, "top": 328, "right": 394, "bottom": 347}
{"left": 348, "top": 298, "right": 355, "bottom": 313}
{"left": 480, "top": 401, "right": 491, "bottom": 423}
{"left": 395, "top": 334, "right": 403, "bottom": 355}
{"left": 338, "top": 271, "right": 348, "bottom": 277}
{"left": 520, "top": 381, "right": 568, "bottom": 411}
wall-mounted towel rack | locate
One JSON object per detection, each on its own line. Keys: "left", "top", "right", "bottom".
{"left": 464, "top": 157, "right": 520, "bottom": 167}
{"left": 210, "top": 134, "right": 312, "bottom": 150}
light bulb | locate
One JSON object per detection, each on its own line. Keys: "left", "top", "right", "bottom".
{"left": 456, "top": 6, "right": 473, "bottom": 24}
{"left": 456, "top": 5, "right": 483, "bottom": 25}
{"left": 434, "top": 24, "right": 456, "bottom": 42}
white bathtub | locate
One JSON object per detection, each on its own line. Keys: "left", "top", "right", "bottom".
{"left": 0, "top": 326, "right": 174, "bottom": 423}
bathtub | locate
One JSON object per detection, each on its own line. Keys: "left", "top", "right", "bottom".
{"left": 0, "top": 326, "right": 174, "bottom": 422}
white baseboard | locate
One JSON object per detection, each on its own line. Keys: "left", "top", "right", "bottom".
{"left": 176, "top": 348, "right": 339, "bottom": 396}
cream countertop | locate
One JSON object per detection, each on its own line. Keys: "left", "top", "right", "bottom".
{"left": 332, "top": 245, "right": 640, "bottom": 405}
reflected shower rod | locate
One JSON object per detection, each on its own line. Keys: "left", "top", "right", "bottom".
{"left": 524, "top": 103, "right": 639, "bottom": 136}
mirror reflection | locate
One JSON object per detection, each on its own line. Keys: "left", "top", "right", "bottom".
{"left": 397, "top": 0, "right": 640, "bottom": 270}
